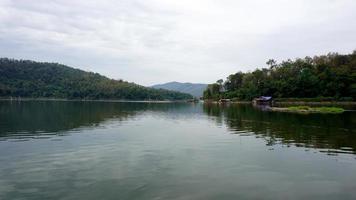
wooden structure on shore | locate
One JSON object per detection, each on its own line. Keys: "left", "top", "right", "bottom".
{"left": 218, "top": 99, "right": 232, "bottom": 104}
{"left": 253, "top": 96, "right": 273, "bottom": 105}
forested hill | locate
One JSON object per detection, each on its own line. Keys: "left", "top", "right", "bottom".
{"left": 0, "top": 58, "right": 193, "bottom": 100}
{"left": 204, "top": 51, "right": 356, "bottom": 100}
{"left": 152, "top": 82, "right": 207, "bottom": 97}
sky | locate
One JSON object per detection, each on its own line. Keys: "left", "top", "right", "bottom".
{"left": 0, "top": 0, "right": 355, "bottom": 86}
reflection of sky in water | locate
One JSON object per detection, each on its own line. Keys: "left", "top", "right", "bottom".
{"left": 1, "top": 101, "right": 356, "bottom": 156}
{"left": 1, "top": 101, "right": 356, "bottom": 199}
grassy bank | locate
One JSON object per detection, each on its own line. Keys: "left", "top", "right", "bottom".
{"left": 270, "top": 106, "right": 345, "bottom": 114}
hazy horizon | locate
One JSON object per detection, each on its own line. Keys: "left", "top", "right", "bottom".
{"left": 1, "top": 0, "right": 356, "bottom": 86}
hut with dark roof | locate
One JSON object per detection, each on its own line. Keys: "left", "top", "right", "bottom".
{"left": 253, "top": 96, "right": 272, "bottom": 105}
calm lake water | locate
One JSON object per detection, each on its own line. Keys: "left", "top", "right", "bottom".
{"left": 0, "top": 101, "right": 356, "bottom": 200}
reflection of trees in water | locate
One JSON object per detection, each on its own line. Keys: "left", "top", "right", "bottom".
{"left": 0, "top": 101, "right": 197, "bottom": 138}
{"left": 2, "top": 101, "right": 356, "bottom": 155}
{"left": 203, "top": 104, "right": 356, "bottom": 155}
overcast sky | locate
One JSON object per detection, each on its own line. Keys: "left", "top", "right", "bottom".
{"left": 0, "top": 0, "right": 355, "bottom": 86}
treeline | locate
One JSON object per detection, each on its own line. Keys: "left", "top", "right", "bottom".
{"left": 204, "top": 51, "right": 356, "bottom": 100}
{"left": 0, "top": 58, "right": 192, "bottom": 100}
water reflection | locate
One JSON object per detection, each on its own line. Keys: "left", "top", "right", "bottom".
{"left": 0, "top": 101, "right": 200, "bottom": 139}
{"left": 1, "top": 101, "right": 356, "bottom": 200}
{"left": 1, "top": 101, "right": 356, "bottom": 155}
{"left": 204, "top": 104, "right": 356, "bottom": 155}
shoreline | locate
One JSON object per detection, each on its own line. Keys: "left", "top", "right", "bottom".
{"left": 2, "top": 98, "right": 356, "bottom": 106}
{"left": 203, "top": 100, "right": 251, "bottom": 104}
{"left": 273, "top": 101, "right": 356, "bottom": 106}
{"left": 203, "top": 100, "right": 356, "bottom": 105}
{"left": 0, "top": 98, "right": 192, "bottom": 103}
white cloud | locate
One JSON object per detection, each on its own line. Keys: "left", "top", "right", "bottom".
{"left": 0, "top": 0, "right": 355, "bottom": 85}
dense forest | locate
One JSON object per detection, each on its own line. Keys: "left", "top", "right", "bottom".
{"left": 204, "top": 51, "right": 356, "bottom": 101}
{"left": 0, "top": 58, "right": 192, "bottom": 100}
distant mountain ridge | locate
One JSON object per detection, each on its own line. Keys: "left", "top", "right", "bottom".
{"left": 151, "top": 82, "right": 208, "bottom": 97}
